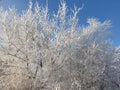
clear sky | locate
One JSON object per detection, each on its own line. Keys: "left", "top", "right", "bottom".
{"left": 0, "top": 0, "right": 120, "bottom": 46}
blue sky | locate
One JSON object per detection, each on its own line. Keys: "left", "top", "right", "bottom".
{"left": 0, "top": 0, "right": 120, "bottom": 46}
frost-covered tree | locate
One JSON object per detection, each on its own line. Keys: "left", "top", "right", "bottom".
{"left": 0, "top": 1, "right": 120, "bottom": 90}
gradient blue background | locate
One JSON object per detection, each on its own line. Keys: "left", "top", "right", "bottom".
{"left": 0, "top": 0, "right": 120, "bottom": 46}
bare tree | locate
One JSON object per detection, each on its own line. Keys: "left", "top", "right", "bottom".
{"left": 0, "top": 1, "right": 119, "bottom": 90}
